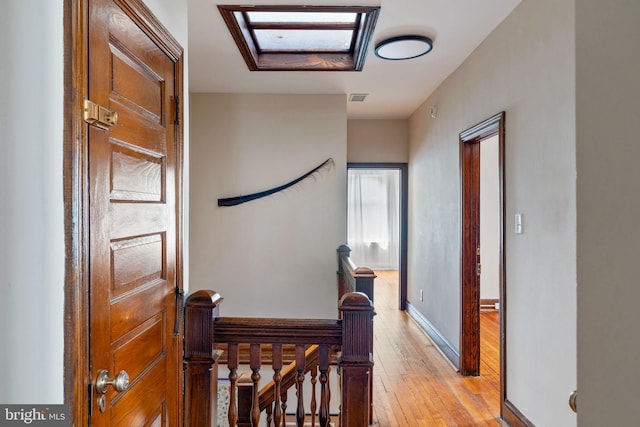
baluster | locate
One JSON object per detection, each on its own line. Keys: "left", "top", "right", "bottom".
{"left": 295, "top": 344, "right": 306, "bottom": 427}
{"left": 264, "top": 405, "right": 273, "bottom": 427}
{"left": 237, "top": 373, "right": 254, "bottom": 427}
{"left": 318, "top": 345, "right": 330, "bottom": 427}
{"left": 266, "top": 404, "right": 273, "bottom": 427}
{"left": 281, "top": 391, "right": 288, "bottom": 427}
{"left": 272, "top": 344, "right": 283, "bottom": 427}
{"left": 326, "top": 359, "right": 332, "bottom": 424}
{"left": 228, "top": 343, "right": 239, "bottom": 427}
{"left": 250, "top": 343, "right": 262, "bottom": 426}
{"left": 310, "top": 365, "right": 318, "bottom": 427}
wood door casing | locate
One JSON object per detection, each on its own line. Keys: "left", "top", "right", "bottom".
{"left": 460, "top": 139, "right": 481, "bottom": 376}
{"left": 64, "top": 0, "right": 184, "bottom": 425}
{"left": 459, "top": 112, "right": 507, "bottom": 420}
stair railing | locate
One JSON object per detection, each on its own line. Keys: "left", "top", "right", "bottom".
{"left": 184, "top": 291, "right": 374, "bottom": 427}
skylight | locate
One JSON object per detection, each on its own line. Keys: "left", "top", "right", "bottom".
{"left": 218, "top": 6, "right": 380, "bottom": 71}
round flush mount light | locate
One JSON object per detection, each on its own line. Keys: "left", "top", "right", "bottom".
{"left": 374, "top": 35, "right": 433, "bottom": 60}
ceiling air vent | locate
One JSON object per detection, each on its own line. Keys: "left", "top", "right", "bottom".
{"left": 349, "top": 93, "right": 369, "bottom": 102}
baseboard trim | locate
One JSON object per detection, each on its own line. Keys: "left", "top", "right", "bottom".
{"left": 407, "top": 303, "right": 460, "bottom": 369}
{"left": 502, "top": 399, "right": 534, "bottom": 427}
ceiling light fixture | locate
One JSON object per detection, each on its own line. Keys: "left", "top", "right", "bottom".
{"left": 374, "top": 35, "right": 433, "bottom": 60}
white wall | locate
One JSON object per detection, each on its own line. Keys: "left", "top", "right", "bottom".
{"left": 480, "top": 135, "right": 500, "bottom": 301}
{"left": 0, "top": 0, "right": 64, "bottom": 404}
{"left": 0, "top": 0, "right": 188, "bottom": 406}
{"left": 408, "top": 0, "right": 576, "bottom": 425}
{"left": 347, "top": 119, "right": 409, "bottom": 163}
{"left": 189, "top": 93, "right": 346, "bottom": 319}
{"left": 576, "top": 1, "right": 640, "bottom": 425}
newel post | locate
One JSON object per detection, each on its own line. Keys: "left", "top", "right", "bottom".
{"left": 184, "top": 290, "right": 224, "bottom": 427}
{"left": 339, "top": 292, "right": 375, "bottom": 427}
{"left": 337, "top": 244, "right": 351, "bottom": 298}
{"left": 353, "top": 266, "right": 376, "bottom": 303}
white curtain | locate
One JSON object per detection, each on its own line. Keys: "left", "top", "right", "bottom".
{"left": 347, "top": 169, "right": 400, "bottom": 270}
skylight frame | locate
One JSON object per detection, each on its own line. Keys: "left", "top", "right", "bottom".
{"left": 218, "top": 5, "right": 380, "bottom": 71}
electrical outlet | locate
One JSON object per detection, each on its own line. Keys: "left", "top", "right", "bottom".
{"left": 420, "top": 289, "right": 424, "bottom": 301}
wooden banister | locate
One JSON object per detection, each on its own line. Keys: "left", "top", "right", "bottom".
{"left": 183, "top": 290, "right": 224, "bottom": 427}
{"left": 183, "top": 291, "right": 375, "bottom": 427}
{"left": 337, "top": 244, "right": 377, "bottom": 302}
{"left": 213, "top": 317, "right": 343, "bottom": 345}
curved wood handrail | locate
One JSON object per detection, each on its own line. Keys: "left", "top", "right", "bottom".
{"left": 258, "top": 344, "right": 320, "bottom": 411}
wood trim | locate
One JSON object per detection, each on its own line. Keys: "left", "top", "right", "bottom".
{"left": 64, "top": 1, "right": 184, "bottom": 424}
{"left": 459, "top": 135, "right": 481, "bottom": 376}
{"left": 347, "top": 163, "right": 408, "bottom": 310}
{"left": 459, "top": 112, "right": 508, "bottom": 418}
{"left": 114, "top": 0, "right": 183, "bottom": 60}
{"left": 64, "top": 1, "right": 90, "bottom": 424}
{"left": 503, "top": 399, "right": 535, "bottom": 427}
{"left": 407, "top": 303, "right": 460, "bottom": 369}
{"left": 213, "top": 318, "right": 343, "bottom": 345}
{"left": 218, "top": 5, "right": 380, "bottom": 71}
{"left": 460, "top": 113, "right": 504, "bottom": 142}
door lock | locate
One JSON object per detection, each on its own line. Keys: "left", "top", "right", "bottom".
{"left": 95, "top": 369, "right": 130, "bottom": 394}
{"left": 84, "top": 99, "right": 118, "bottom": 130}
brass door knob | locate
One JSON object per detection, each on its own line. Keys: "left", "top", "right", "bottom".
{"left": 569, "top": 390, "right": 577, "bottom": 413}
{"left": 95, "top": 369, "right": 130, "bottom": 394}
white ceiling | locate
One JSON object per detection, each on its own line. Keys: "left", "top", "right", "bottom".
{"left": 188, "top": 0, "right": 522, "bottom": 119}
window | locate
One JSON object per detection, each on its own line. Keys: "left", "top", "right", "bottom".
{"left": 218, "top": 5, "right": 380, "bottom": 71}
{"left": 347, "top": 169, "right": 400, "bottom": 269}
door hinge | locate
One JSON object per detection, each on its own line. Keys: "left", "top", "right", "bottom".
{"left": 83, "top": 99, "right": 118, "bottom": 130}
{"left": 477, "top": 263, "right": 482, "bottom": 277}
{"left": 173, "top": 96, "right": 180, "bottom": 125}
{"left": 173, "top": 286, "right": 185, "bottom": 337}
{"left": 88, "top": 382, "right": 93, "bottom": 418}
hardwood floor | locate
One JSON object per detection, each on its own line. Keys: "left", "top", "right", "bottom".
{"left": 371, "top": 271, "right": 502, "bottom": 426}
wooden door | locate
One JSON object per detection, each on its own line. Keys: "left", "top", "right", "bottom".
{"left": 87, "top": 0, "right": 183, "bottom": 425}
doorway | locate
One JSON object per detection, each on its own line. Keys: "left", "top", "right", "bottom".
{"left": 459, "top": 112, "right": 506, "bottom": 417}
{"left": 347, "top": 163, "right": 408, "bottom": 310}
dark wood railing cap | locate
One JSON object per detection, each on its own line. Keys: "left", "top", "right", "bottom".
{"left": 353, "top": 266, "right": 376, "bottom": 277}
{"left": 337, "top": 244, "right": 351, "bottom": 255}
{"left": 339, "top": 292, "right": 373, "bottom": 308}
{"left": 185, "top": 289, "right": 224, "bottom": 307}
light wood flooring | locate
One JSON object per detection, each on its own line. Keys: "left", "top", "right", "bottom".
{"left": 371, "top": 271, "right": 502, "bottom": 426}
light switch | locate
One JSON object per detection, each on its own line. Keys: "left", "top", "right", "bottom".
{"left": 515, "top": 213, "right": 523, "bottom": 234}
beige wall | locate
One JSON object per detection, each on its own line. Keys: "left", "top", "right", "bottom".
{"left": 189, "top": 93, "right": 346, "bottom": 318}
{"left": 347, "top": 119, "right": 409, "bottom": 163}
{"left": 407, "top": 0, "right": 576, "bottom": 425}
{"left": 576, "top": 1, "right": 640, "bottom": 425}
